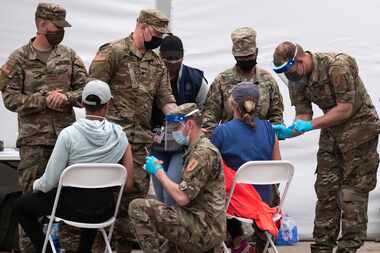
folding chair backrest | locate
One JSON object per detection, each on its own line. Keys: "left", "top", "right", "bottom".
{"left": 234, "top": 161, "right": 294, "bottom": 185}
{"left": 43, "top": 164, "right": 127, "bottom": 253}
{"left": 226, "top": 160, "right": 294, "bottom": 214}
{"left": 59, "top": 163, "right": 127, "bottom": 188}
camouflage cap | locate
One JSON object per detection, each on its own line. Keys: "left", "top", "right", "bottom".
{"left": 137, "top": 9, "right": 169, "bottom": 33}
{"left": 172, "top": 103, "right": 199, "bottom": 116}
{"left": 166, "top": 103, "right": 200, "bottom": 123}
{"left": 231, "top": 27, "right": 257, "bottom": 57}
{"left": 35, "top": 2, "right": 71, "bottom": 28}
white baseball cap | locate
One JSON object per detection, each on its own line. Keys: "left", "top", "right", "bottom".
{"left": 82, "top": 79, "right": 112, "bottom": 105}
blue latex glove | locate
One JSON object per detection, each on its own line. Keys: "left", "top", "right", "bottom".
{"left": 144, "top": 155, "right": 163, "bottom": 175}
{"left": 272, "top": 124, "right": 293, "bottom": 140}
{"left": 289, "top": 120, "right": 314, "bottom": 133}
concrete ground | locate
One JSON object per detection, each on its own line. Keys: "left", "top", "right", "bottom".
{"left": 129, "top": 241, "right": 380, "bottom": 253}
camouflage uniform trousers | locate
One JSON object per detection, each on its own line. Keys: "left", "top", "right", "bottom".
{"left": 17, "top": 145, "right": 80, "bottom": 253}
{"left": 311, "top": 133, "right": 379, "bottom": 253}
{"left": 128, "top": 198, "right": 224, "bottom": 253}
{"left": 92, "top": 143, "right": 150, "bottom": 253}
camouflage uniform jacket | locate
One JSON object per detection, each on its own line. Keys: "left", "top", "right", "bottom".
{"left": 178, "top": 134, "right": 226, "bottom": 245}
{"left": 1, "top": 38, "right": 87, "bottom": 146}
{"left": 202, "top": 65, "right": 283, "bottom": 131}
{"left": 89, "top": 34, "right": 175, "bottom": 144}
{"left": 289, "top": 52, "right": 380, "bottom": 152}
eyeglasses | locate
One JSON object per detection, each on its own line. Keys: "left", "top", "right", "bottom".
{"left": 272, "top": 45, "right": 298, "bottom": 74}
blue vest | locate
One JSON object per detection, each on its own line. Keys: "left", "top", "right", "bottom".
{"left": 150, "top": 64, "right": 205, "bottom": 128}
{"left": 175, "top": 64, "right": 204, "bottom": 105}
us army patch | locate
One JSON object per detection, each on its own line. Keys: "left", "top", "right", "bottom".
{"left": 186, "top": 159, "right": 199, "bottom": 172}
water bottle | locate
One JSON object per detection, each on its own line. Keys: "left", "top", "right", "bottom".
{"left": 51, "top": 223, "right": 61, "bottom": 252}
{"left": 42, "top": 222, "right": 61, "bottom": 252}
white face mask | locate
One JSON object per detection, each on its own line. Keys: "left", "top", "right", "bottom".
{"left": 172, "top": 124, "right": 189, "bottom": 146}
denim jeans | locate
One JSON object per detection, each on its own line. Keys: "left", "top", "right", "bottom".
{"left": 151, "top": 150, "right": 184, "bottom": 206}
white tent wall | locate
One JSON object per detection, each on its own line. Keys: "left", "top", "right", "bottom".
{"left": 170, "top": 0, "right": 380, "bottom": 239}
{"left": 1, "top": 0, "right": 380, "bottom": 239}
{"left": 0, "top": 0, "right": 156, "bottom": 147}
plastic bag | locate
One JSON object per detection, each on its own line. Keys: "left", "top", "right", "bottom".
{"left": 275, "top": 214, "right": 299, "bottom": 245}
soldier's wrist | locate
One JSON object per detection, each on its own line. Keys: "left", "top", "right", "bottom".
{"left": 155, "top": 168, "right": 165, "bottom": 177}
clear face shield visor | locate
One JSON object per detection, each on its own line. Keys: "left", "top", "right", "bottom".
{"left": 272, "top": 45, "right": 298, "bottom": 86}
{"left": 163, "top": 109, "right": 200, "bottom": 149}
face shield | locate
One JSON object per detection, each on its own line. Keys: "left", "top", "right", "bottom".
{"left": 272, "top": 45, "right": 304, "bottom": 86}
{"left": 164, "top": 109, "right": 200, "bottom": 150}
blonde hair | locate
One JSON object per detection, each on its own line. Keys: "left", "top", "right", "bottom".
{"left": 230, "top": 97, "right": 257, "bottom": 128}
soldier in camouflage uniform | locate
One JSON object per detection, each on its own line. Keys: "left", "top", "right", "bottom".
{"left": 0, "top": 3, "right": 87, "bottom": 252}
{"left": 202, "top": 27, "right": 283, "bottom": 133}
{"left": 272, "top": 41, "right": 380, "bottom": 253}
{"left": 129, "top": 103, "right": 226, "bottom": 253}
{"left": 89, "top": 9, "right": 177, "bottom": 252}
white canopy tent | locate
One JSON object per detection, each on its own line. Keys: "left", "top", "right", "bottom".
{"left": 1, "top": 0, "right": 380, "bottom": 239}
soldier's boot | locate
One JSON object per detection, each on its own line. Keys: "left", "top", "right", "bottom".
{"left": 310, "top": 243, "right": 333, "bottom": 253}
{"left": 336, "top": 248, "right": 358, "bottom": 253}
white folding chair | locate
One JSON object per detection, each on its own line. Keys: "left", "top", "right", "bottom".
{"left": 224, "top": 160, "right": 294, "bottom": 253}
{"left": 42, "top": 163, "right": 127, "bottom": 253}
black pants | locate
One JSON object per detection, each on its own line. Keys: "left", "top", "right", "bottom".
{"left": 14, "top": 188, "right": 114, "bottom": 253}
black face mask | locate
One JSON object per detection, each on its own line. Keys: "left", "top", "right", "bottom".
{"left": 285, "top": 71, "right": 303, "bottom": 82}
{"left": 45, "top": 29, "right": 65, "bottom": 46}
{"left": 236, "top": 58, "right": 257, "bottom": 72}
{"left": 144, "top": 36, "right": 163, "bottom": 50}
{"left": 285, "top": 63, "right": 304, "bottom": 82}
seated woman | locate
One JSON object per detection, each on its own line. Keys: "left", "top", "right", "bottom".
{"left": 211, "top": 82, "right": 281, "bottom": 253}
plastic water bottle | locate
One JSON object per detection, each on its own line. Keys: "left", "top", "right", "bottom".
{"left": 43, "top": 223, "right": 65, "bottom": 252}
{"left": 51, "top": 223, "right": 61, "bottom": 252}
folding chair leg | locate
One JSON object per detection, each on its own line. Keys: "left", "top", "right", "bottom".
{"left": 107, "top": 224, "right": 115, "bottom": 242}
{"left": 222, "top": 242, "right": 230, "bottom": 253}
{"left": 42, "top": 221, "right": 57, "bottom": 253}
{"left": 263, "top": 240, "right": 270, "bottom": 253}
{"left": 264, "top": 231, "right": 279, "bottom": 253}
{"left": 100, "top": 228, "right": 113, "bottom": 253}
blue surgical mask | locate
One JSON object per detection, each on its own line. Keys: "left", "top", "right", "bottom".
{"left": 172, "top": 129, "right": 189, "bottom": 146}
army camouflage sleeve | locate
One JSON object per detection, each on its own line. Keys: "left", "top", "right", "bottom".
{"left": 1, "top": 56, "right": 47, "bottom": 115}
{"left": 288, "top": 81, "right": 313, "bottom": 116}
{"left": 0, "top": 66, "right": 9, "bottom": 92}
{"left": 179, "top": 151, "right": 213, "bottom": 201}
{"left": 156, "top": 65, "right": 176, "bottom": 110}
{"left": 266, "top": 76, "right": 284, "bottom": 124}
{"left": 64, "top": 49, "right": 88, "bottom": 106}
{"left": 201, "top": 74, "right": 224, "bottom": 130}
{"left": 328, "top": 62, "right": 356, "bottom": 105}
{"left": 89, "top": 43, "right": 114, "bottom": 83}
